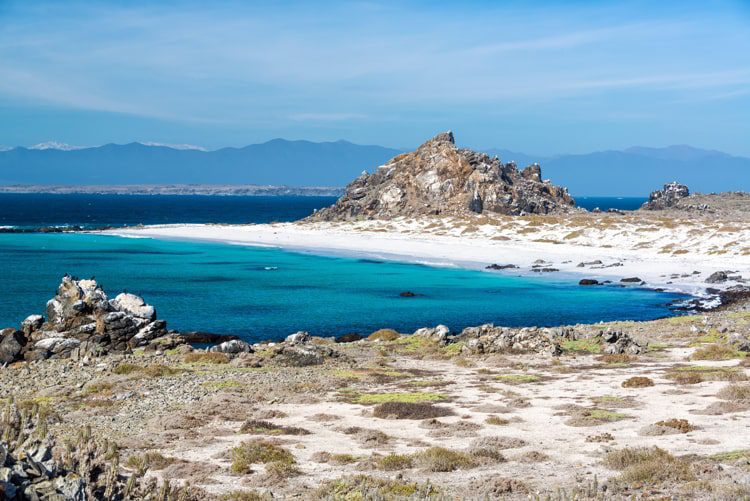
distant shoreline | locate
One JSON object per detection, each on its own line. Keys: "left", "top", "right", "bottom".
{"left": 0, "top": 184, "right": 344, "bottom": 196}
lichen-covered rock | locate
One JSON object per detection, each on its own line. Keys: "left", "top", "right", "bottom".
{"left": 600, "top": 329, "right": 646, "bottom": 355}
{"left": 110, "top": 292, "right": 156, "bottom": 321}
{"left": 310, "top": 131, "right": 576, "bottom": 221}
{"left": 641, "top": 182, "right": 690, "bottom": 210}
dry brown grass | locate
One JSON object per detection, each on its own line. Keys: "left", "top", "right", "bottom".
{"left": 604, "top": 447, "right": 694, "bottom": 484}
{"left": 184, "top": 352, "right": 229, "bottom": 364}
{"left": 654, "top": 418, "right": 696, "bottom": 433}
{"left": 239, "top": 419, "right": 310, "bottom": 436}
{"left": 691, "top": 344, "right": 742, "bottom": 360}
{"left": 414, "top": 447, "right": 480, "bottom": 472}
{"left": 622, "top": 376, "right": 654, "bottom": 388}
{"left": 367, "top": 329, "right": 401, "bottom": 341}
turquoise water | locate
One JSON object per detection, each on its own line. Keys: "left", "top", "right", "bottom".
{"left": 0, "top": 233, "right": 688, "bottom": 341}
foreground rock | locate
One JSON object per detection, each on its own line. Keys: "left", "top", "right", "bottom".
{"left": 310, "top": 131, "right": 576, "bottom": 221}
{"left": 0, "top": 275, "right": 183, "bottom": 364}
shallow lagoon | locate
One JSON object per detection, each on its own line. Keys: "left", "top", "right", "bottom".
{"left": 0, "top": 233, "right": 689, "bottom": 342}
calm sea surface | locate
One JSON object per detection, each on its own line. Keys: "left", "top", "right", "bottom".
{"left": 0, "top": 194, "right": 646, "bottom": 228}
{"left": 0, "top": 194, "right": 680, "bottom": 341}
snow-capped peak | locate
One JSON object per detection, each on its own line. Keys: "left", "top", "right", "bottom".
{"left": 139, "top": 141, "right": 208, "bottom": 151}
{"left": 29, "top": 141, "right": 85, "bottom": 151}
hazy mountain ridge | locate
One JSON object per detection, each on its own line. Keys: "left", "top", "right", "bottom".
{"left": 0, "top": 139, "right": 747, "bottom": 196}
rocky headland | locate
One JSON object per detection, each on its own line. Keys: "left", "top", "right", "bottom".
{"left": 310, "top": 131, "right": 576, "bottom": 221}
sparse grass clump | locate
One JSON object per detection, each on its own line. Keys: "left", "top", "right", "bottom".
{"left": 669, "top": 365, "right": 745, "bottom": 382}
{"left": 239, "top": 419, "right": 310, "bottom": 436}
{"left": 561, "top": 338, "right": 602, "bottom": 354}
{"left": 597, "top": 353, "right": 634, "bottom": 365}
{"left": 486, "top": 415, "right": 510, "bottom": 426}
{"left": 112, "top": 363, "right": 179, "bottom": 378}
{"left": 313, "top": 475, "right": 437, "bottom": 499}
{"left": 354, "top": 392, "right": 447, "bottom": 405}
{"left": 691, "top": 344, "right": 743, "bottom": 361}
{"left": 414, "top": 447, "right": 479, "bottom": 472}
{"left": 264, "top": 460, "right": 301, "bottom": 481}
{"left": 183, "top": 352, "right": 229, "bottom": 364}
{"left": 372, "top": 401, "right": 453, "bottom": 419}
{"left": 717, "top": 383, "right": 750, "bottom": 402}
{"left": 230, "top": 440, "right": 295, "bottom": 475}
{"left": 567, "top": 408, "right": 630, "bottom": 427}
{"left": 495, "top": 374, "right": 540, "bottom": 384}
{"left": 376, "top": 453, "right": 414, "bottom": 470}
{"left": 220, "top": 491, "right": 271, "bottom": 501}
{"left": 622, "top": 376, "right": 654, "bottom": 388}
{"left": 367, "top": 329, "right": 401, "bottom": 341}
{"left": 604, "top": 447, "right": 694, "bottom": 484}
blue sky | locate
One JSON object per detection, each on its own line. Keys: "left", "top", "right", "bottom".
{"left": 1, "top": 0, "right": 749, "bottom": 155}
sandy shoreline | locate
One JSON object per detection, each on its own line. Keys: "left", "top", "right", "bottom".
{"left": 104, "top": 218, "right": 750, "bottom": 299}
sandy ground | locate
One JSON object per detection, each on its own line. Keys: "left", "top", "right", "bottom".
{"left": 106, "top": 213, "right": 750, "bottom": 297}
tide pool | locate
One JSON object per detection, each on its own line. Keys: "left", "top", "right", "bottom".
{"left": 0, "top": 233, "right": 688, "bottom": 342}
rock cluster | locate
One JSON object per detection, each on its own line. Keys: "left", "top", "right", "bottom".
{"left": 641, "top": 182, "right": 690, "bottom": 210}
{"left": 310, "top": 131, "right": 576, "bottom": 221}
{"left": 453, "top": 324, "right": 563, "bottom": 356}
{"left": 0, "top": 275, "right": 183, "bottom": 365}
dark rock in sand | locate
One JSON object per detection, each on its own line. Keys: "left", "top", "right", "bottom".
{"left": 579, "top": 279, "right": 600, "bottom": 286}
{"left": 576, "top": 260, "right": 602, "bottom": 268}
{"left": 532, "top": 268, "right": 559, "bottom": 273}
{"left": 620, "top": 277, "right": 643, "bottom": 283}
{"left": 486, "top": 264, "right": 519, "bottom": 270}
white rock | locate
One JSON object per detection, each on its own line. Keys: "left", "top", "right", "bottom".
{"left": 285, "top": 331, "right": 310, "bottom": 345}
{"left": 210, "top": 339, "right": 253, "bottom": 354}
{"left": 111, "top": 293, "right": 156, "bottom": 320}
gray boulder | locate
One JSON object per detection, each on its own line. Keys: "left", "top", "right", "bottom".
{"left": 0, "top": 329, "right": 26, "bottom": 364}
{"left": 641, "top": 182, "right": 690, "bottom": 210}
{"left": 210, "top": 339, "right": 253, "bottom": 354}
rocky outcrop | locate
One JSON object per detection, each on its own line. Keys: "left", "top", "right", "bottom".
{"left": 455, "top": 324, "right": 563, "bottom": 356}
{"left": 310, "top": 131, "right": 576, "bottom": 221}
{"left": 641, "top": 182, "right": 690, "bottom": 210}
{"left": 0, "top": 275, "right": 182, "bottom": 365}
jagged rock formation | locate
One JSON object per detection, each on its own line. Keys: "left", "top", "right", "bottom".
{"left": 641, "top": 182, "right": 690, "bottom": 210}
{"left": 0, "top": 275, "right": 183, "bottom": 365}
{"left": 310, "top": 131, "right": 576, "bottom": 221}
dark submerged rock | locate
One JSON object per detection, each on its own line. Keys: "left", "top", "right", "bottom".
{"left": 579, "top": 279, "right": 600, "bottom": 286}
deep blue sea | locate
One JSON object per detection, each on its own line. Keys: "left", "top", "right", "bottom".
{"left": 0, "top": 193, "right": 681, "bottom": 341}
{"left": 0, "top": 194, "right": 646, "bottom": 229}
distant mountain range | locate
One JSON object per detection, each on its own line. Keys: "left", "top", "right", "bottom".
{"left": 0, "top": 140, "right": 747, "bottom": 197}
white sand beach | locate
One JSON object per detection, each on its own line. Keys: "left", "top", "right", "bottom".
{"left": 106, "top": 214, "right": 750, "bottom": 298}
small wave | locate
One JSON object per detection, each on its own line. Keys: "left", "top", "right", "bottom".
{"left": 263, "top": 266, "right": 279, "bottom": 271}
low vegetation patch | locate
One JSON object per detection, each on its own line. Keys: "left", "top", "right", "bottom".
{"left": 668, "top": 365, "right": 745, "bottom": 382}
{"left": 183, "top": 352, "right": 229, "bottom": 364}
{"left": 604, "top": 447, "right": 694, "bottom": 484}
{"left": 495, "top": 374, "right": 540, "bottom": 384}
{"left": 313, "top": 475, "right": 437, "bottom": 499}
{"left": 353, "top": 392, "right": 447, "bottom": 405}
{"left": 597, "top": 354, "right": 635, "bottom": 365}
{"left": 622, "top": 376, "right": 654, "bottom": 388}
{"left": 485, "top": 415, "right": 510, "bottom": 426}
{"left": 239, "top": 419, "right": 310, "bottom": 436}
{"left": 367, "top": 329, "right": 401, "bottom": 341}
{"left": 566, "top": 408, "right": 630, "bottom": 427}
{"left": 112, "top": 363, "right": 180, "bottom": 378}
{"left": 691, "top": 344, "right": 744, "bottom": 361}
{"left": 230, "top": 440, "right": 295, "bottom": 474}
{"left": 654, "top": 418, "right": 696, "bottom": 433}
{"left": 561, "top": 338, "right": 602, "bottom": 354}
{"left": 376, "top": 453, "right": 414, "bottom": 471}
{"left": 717, "top": 383, "right": 750, "bottom": 402}
{"left": 414, "top": 447, "right": 480, "bottom": 472}
{"left": 372, "top": 401, "right": 453, "bottom": 419}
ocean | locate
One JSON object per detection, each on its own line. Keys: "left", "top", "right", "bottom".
{"left": 0, "top": 193, "right": 646, "bottom": 229}
{"left": 0, "top": 194, "right": 682, "bottom": 341}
